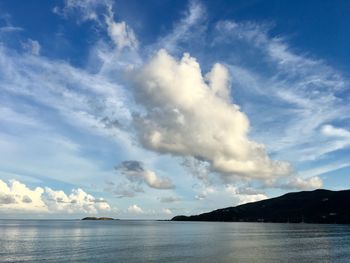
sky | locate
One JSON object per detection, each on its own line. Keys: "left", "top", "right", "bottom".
{"left": 0, "top": 0, "right": 350, "bottom": 219}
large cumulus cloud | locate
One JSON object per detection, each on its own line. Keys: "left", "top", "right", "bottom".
{"left": 132, "top": 50, "right": 291, "bottom": 179}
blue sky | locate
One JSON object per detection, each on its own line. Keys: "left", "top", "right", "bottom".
{"left": 0, "top": 0, "right": 350, "bottom": 219}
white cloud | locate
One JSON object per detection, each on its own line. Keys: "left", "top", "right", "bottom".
{"left": 0, "top": 45, "right": 131, "bottom": 127}
{"left": 190, "top": 184, "right": 268, "bottom": 210}
{"left": 0, "top": 179, "right": 111, "bottom": 214}
{"left": 0, "top": 15, "right": 23, "bottom": 33}
{"left": 213, "top": 20, "right": 349, "bottom": 165}
{"left": 0, "top": 26, "right": 23, "bottom": 33}
{"left": 118, "top": 160, "right": 174, "bottom": 190}
{"left": 205, "top": 63, "right": 231, "bottom": 101}
{"left": 54, "top": 0, "right": 111, "bottom": 22}
{"left": 234, "top": 194, "right": 267, "bottom": 205}
{"left": 0, "top": 44, "right": 136, "bottom": 186}
{"left": 182, "top": 154, "right": 210, "bottom": 184}
{"left": 321, "top": 125, "right": 350, "bottom": 138}
{"left": 225, "top": 185, "right": 267, "bottom": 205}
{"left": 45, "top": 187, "right": 111, "bottom": 214}
{"left": 0, "top": 179, "right": 47, "bottom": 212}
{"left": 195, "top": 186, "right": 216, "bottom": 200}
{"left": 22, "top": 39, "right": 41, "bottom": 55}
{"left": 0, "top": 28, "right": 152, "bottom": 199}
{"left": 299, "top": 162, "right": 350, "bottom": 178}
{"left": 127, "top": 204, "right": 143, "bottom": 214}
{"left": 154, "top": 1, "right": 205, "bottom": 53}
{"left": 236, "top": 187, "right": 264, "bottom": 195}
{"left": 132, "top": 49, "right": 291, "bottom": 179}
{"left": 55, "top": 0, "right": 138, "bottom": 51}
{"left": 162, "top": 208, "right": 172, "bottom": 215}
{"left": 143, "top": 170, "right": 173, "bottom": 189}
{"left": 105, "top": 7, "right": 138, "bottom": 50}
{"left": 280, "top": 176, "right": 323, "bottom": 190}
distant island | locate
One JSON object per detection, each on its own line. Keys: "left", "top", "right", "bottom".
{"left": 172, "top": 189, "right": 350, "bottom": 224}
{"left": 81, "top": 217, "right": 116, "bottom": 220}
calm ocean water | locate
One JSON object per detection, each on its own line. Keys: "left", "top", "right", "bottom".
{"left": 0, "top": 220, "right": 350, "bottom": 262}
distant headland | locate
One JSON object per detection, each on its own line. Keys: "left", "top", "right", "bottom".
{"left": 172, "top": 189, "right": 350, "bottom": 224}
{"left": 81, "top": 217, "right": 116, "bottom": 220}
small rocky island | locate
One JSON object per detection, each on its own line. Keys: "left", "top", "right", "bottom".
{"left": 81, "top": 217, "right": 115, "bottom": 220}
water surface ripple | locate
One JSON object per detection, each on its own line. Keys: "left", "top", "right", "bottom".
{"left": 0, "top": 220, "right": 349, "bottom": 262}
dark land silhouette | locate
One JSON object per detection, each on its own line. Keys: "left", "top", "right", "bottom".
{"left": 172, "top": 189, "right": 350, "bottom": 224}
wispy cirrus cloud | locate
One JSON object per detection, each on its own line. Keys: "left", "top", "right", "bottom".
{"left": 212, "top": 19, "right": 350, "bottom": 169}
{"left": 54, "top": 0, "right": 138, "bottom": 50}
{"left": 0, "top": 14, "right": 23, "bottom": 33}
{"left": 153, "top": 0, "right": 206, "bottom": 54}
{"left": 0, "top": 44, "right": 132, "bottom": 135}
{"left": 21, "top": 39, "right": 41, "bottom": 55}
{"left": 53, "top": 0, "right": 111, "bottom": 23}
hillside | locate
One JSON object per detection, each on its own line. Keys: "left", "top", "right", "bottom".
{"left": 172, "top": 189, "right": 350, "bottom": 224}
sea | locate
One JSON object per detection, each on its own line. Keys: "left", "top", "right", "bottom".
{"left": 0, "top": 220, "right": 350, "bottom": 262}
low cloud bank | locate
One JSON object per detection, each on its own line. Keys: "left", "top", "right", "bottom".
{"left": 0, "top": 179, "right": 111, "bottom": 214}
